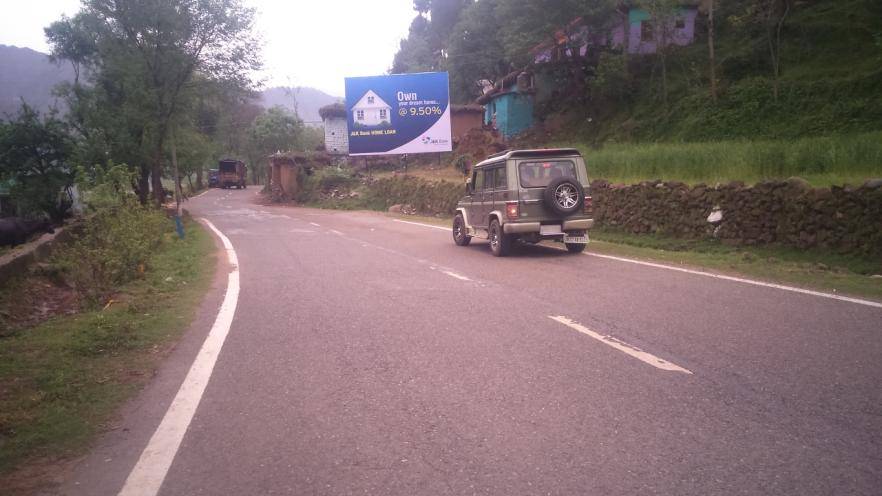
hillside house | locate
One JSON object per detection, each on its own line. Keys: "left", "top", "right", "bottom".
{"left": 351, "top": 90, "right": 391, "bottom": 127}
{"left": 476, "top": 71, "right": 535, "bottom": 140}
{"left": 319, "top": 103, "right": 348, "bottom": 155}
{"left": 530, "top": 3, "right": 699, "bottom": 63}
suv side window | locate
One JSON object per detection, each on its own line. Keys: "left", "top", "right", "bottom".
{"left": 483, "top": 168, "right": 496, "bottom": 191}
{"left": 495, "top": 166, "right": 507, "bottom": 189}
{"left": 473, "top": 168, "right": 484, "bottom": 191}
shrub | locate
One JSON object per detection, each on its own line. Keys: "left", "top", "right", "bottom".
{"left": 54, "top": 202, "right": 169, "bottom": 303}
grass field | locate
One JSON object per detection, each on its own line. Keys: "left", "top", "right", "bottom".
{"left": 553, "top": 132, "right": 882, "bottom": 187}
{"left": 0, "top": 219, "right": 215, "bottom": 481}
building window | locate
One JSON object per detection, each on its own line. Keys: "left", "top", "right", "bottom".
{"left": 675, "top": 18, "right": 685, "bottom": 29}
{"left": 641, "top": 21, "right": 654, "bottom": 42}
{"left": 356, "top": 110, "right": 364, "bottom": 121}
{"left": 379, "top": 109, "right": 387, "bottom": 119}
{"left": 367, "top": 96, "right": 374, "bottom": 104}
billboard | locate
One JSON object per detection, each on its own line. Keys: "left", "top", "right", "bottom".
{"left": 344, "top": 72, "right": 452, "bottom": 156}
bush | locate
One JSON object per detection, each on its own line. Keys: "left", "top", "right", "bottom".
{"left": 54, "top": 203, "right": 169, "bottom": 303}
{"left": 365, "top": 176, "right": 462, "bottom": 215}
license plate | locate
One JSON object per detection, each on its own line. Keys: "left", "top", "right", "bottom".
{"left": 540, "top": 224, "right": 562, "bottom": 235}
{"left": 563, "top": 234, "right": 589, "bottom": 244}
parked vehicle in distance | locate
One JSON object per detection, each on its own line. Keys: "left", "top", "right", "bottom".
{"left": 208, "top": 169, "right": 219, "bottom": 188}
{"left": 218, "top": 159, "right": 247, "bottom": 189}
{"left": 453, "top": 148, "right": 594, "bottom": 256}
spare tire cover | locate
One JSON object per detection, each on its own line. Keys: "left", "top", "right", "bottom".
{"left": 543, "top": 176, "right": 584, "bottom": 216}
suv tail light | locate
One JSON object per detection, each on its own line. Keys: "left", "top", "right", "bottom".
{"left": 583, "top": 196, "right": 593, "bottom": 215}
{"left": 506, "top": 202, "right": 519, "bottom": 220}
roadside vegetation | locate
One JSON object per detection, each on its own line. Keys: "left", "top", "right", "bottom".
{"left": 0, "top": 164, "right": 217, "bottom": 483}
{"left": 0, "top": 218, "right": 214, "bottom": 481}
{"left": 0, "top": 1, "right": 270, "bottom": 489}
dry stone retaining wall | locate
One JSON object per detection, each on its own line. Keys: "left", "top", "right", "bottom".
{"left": 590, "top": 178, "right": 882, "bottom": 255}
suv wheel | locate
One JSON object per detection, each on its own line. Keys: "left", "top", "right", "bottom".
{"left": 565, "top": 242, "right": 586, "bottom": 253}
{"left": 489, "top": 219, "right": 511, "bottom": 257}
{"left": 543, "top": 177, "right": 585, "bottom": 216}
{"left": 452, "top": 214, "right": 471, "bottom": 246}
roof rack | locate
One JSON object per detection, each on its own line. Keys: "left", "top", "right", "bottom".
{"left": 476, "top": 148, "right": 582, "bottom": 167}
{"left": 487, "top": 149, "right": 513, "bottom": 160}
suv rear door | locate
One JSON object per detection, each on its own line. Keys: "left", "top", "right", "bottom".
{"left": 468, "top": 167, "right": 486, "bottom": 227}
{"left": 516, "top": 159, "right": 583, "bottom": 220}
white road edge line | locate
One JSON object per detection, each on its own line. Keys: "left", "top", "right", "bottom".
{"left": 550, "top": 316, "right": 693, "bottom": 374}
{"left": 118, "top": 218, "right": 240, "bottom": 496}
{"left": 393, "top": 219, "right": 448, "bottom": 231}
{"left": 394, "top": 217, "right": 882, "bottom": 309}
{"left": 442, "top": 270, "right": 472, "bottom": 281}
{"left": 583, "top": 252, "right": 882, "bottom": 309}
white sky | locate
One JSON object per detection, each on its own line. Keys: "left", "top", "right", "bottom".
{"left": 0, "top": 0, "right": 417, "bottom": 97}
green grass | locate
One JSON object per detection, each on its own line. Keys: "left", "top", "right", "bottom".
{"left": 0, "top": 220, "right": 215, "bottom": 477}
{"left": 553, "top": 132, "right": 882, "bottom": 187}
{"left": 587, "top": 229, "right": 882, "bottom": 301}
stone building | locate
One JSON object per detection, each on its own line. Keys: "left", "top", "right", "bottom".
{"left": 319, "top": 103, "right": 348, "bottom": 155}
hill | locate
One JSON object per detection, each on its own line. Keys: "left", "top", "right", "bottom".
{"left": 0, "top": 44, "right": 75, "bottom": 117}
{"left": 0, "top": 45, "right": 341, "bottom": 124}
{"left": 259, "top": 86, "right": 342, "bottom": 125}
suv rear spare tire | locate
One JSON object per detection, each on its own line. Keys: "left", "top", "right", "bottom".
{"left": 543, "top": 176, "right": 584, "bottom": 216}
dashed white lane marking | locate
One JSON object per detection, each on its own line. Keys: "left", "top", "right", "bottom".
{"left": 329, "top": 229, "right": 344, "bottom": 236}
{"left": 390, "top": 219, "right": 882, "bottom": 310}
{"left": 582, "top": 252, "right": 882, "bottom": 310}
{"left": 393, "top": 219, "right": 449, "bottom": 231}
{"left": 442, "top": 270, "right": 472, "bottom": 281}
{"left": 309, "top": 222, "right": 321, "bottom": 227}
{"left": 550, "top": 316, "right": 692, "bottom": 374}
{"left": 118, "top": 219, "right": 240, "bottom": 496}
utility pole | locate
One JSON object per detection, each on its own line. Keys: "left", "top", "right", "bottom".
{"left": 170, "top": 124, "right": 185, "bottom": 238}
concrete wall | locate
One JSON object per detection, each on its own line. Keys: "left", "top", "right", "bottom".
{"left": 324, "top": 117, "right": 349, "bottom": 155}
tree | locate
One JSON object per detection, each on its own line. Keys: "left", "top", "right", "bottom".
{"left": 729, "top": 0, "right": 793, "bottom": 101}
{"left": 0, "top": 104, "right": 75, "bottom": 221}
{"left": 48, "top": 0, "right": 261, "bottom": 206}
{"left": 245, "top": 106, "right": 304, "bottom": 185}
{"left": 446, "top": 0, "right": 507, "bottom": 102}
{"left": 639, "top": 0, "right": 682, "bottom": 111}
{"left": 706, "top": 0, "right": 718, "bottom": 102}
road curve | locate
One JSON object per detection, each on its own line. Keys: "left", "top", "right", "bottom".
{"left": 60, "top": 188, "right": 882, "bottom": 496}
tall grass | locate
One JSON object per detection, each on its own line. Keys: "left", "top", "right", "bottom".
{"left": 555, "top": 132, "right": 882, "bottom": 186}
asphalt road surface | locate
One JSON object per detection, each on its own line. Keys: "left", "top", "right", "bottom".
{"left": 58, "top": 188, "right": 882, "bottom": 495}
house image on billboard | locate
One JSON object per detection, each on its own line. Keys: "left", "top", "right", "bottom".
{"left": 351, "top": 90, "right": 392, "bottom": 127}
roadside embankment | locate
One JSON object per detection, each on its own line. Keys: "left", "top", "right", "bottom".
{"left": 592, "top": 178, "right": 882, "bottom": 256}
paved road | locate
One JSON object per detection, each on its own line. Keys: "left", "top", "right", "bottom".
{"left": 60, "top": 188, "right": 882, "bottom": 495}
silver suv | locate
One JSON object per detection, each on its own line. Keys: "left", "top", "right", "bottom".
{"left": 452, "top": 149, "right": 594, "bottom": 256}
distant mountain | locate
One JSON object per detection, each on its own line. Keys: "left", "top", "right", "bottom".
{"left": 0, "top": 44, "right": 75, "bottom": 117}
{"left": 259, "top": 86, "right": 342, "bottom": 125}
{"left": 0, "top": 44, "right": 341, "bottom": 125}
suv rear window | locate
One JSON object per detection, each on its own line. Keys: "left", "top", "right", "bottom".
{"left": 518, "top": 160, "right": 577, "bottom": 188}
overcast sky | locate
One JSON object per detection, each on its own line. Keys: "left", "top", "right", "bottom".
{"left": 0, "top": 0, "right": 417, "bottom": 97}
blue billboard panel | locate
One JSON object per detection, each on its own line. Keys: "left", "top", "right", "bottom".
{"left": 344, "top": 72, "right": 452, "bottom": 156}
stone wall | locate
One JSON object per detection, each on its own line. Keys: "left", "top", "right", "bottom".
{"left": 590, "top": 178, "right": 882, "bottom": 255}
